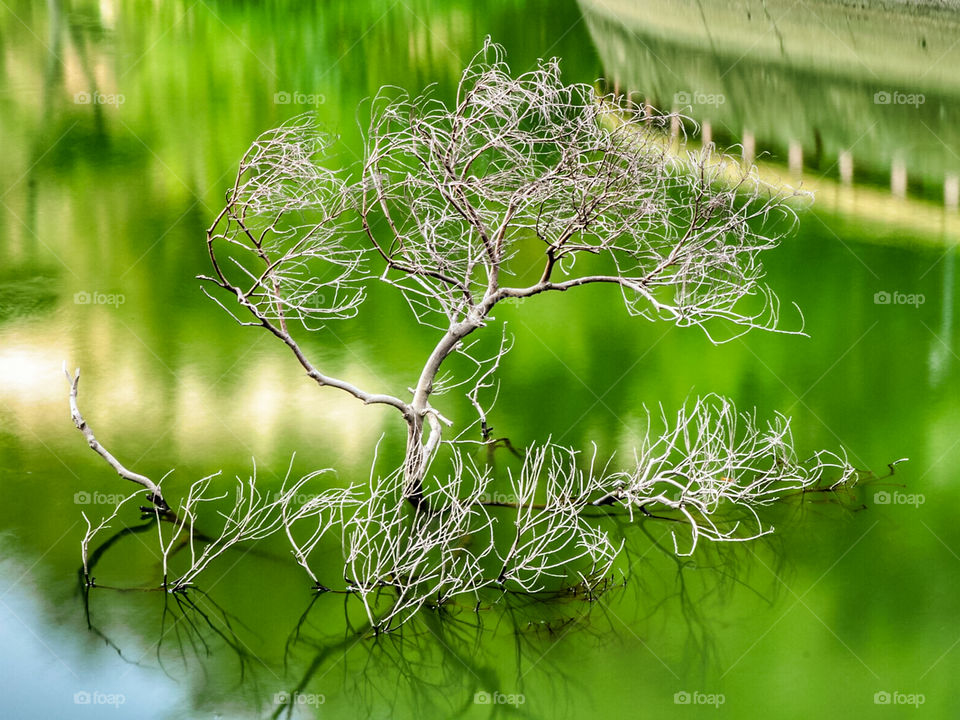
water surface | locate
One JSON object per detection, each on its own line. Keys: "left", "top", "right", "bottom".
{"left": 0, "top": 1, "right": 958, "bottom": 717}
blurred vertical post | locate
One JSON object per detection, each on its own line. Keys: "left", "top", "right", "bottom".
{"left": 788, "top": 141, "right": 802, "bottom": 180}
{"left": 838, "top": 151, "right": 853, "bottom": 185}
{"left": 945, "top": 173, "right": 958, "bottom": 211}
{"left": 891, "top": 158, "right": 907, "bottom": 198}
{"left": 742, "top": 129, "right": 755, "bottom": 167}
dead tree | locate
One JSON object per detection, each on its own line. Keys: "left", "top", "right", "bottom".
{"left": 199, "top": 39, "right": 803, "bottom": 510}
{"left": 67, "top": 40, "right": 863, "bottom": 631}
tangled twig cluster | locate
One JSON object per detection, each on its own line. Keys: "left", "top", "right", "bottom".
{"left": 71, "top": 39, "right": 857, "bottom": 632}
{"left": 75, "top": 388, "right": 854, "bottom": 631}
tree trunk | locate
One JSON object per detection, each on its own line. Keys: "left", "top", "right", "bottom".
{"left": 403, "top": 319, "right": 481, "bottom": 510}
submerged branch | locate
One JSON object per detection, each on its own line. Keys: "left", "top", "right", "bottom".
{"left": 64, "top": 365, "right": 169, "bottom": 511}
{"left": 71, "top": 40, "right": 886, "bottom": 635}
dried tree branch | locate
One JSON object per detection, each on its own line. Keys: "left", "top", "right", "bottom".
{"left": 64, "top": 365, "right": 169, "bottom": 511}
{"left": 69, "top": 39, "right": 871, "bottom": 634}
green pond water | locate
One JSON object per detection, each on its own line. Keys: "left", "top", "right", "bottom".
{"left": 1, "top": 0, "right": 958, "bottom": 718}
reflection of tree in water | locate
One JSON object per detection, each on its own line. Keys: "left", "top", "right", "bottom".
{"left": 0, "top": 0, "right": 116, "bottom": 319}
{"left": 59, "top": 30, "right": 903, "bottom": 719}
{"left": 22, "top": 0, "right": 111, "bottom": 216}
{"left": 70, "top": 388, "right": 891, "bottom": 716}
{"left": 77, "top": 477, "right": 874, "bottom": 719}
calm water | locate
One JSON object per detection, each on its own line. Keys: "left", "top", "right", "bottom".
{"left": 1, "top": 1, "right": 959, "bottom": 718}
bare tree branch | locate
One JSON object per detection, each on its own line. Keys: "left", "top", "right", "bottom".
{"left": 68, "top": 40, "right": 871, "bottom": 635}
{"left": 200, "top": 116, "right": 411, "bottom": 417}
{"left": 64, "top": 365, "right": 169, "bottom": 511}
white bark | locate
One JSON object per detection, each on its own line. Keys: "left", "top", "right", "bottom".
{"left": 65, "top": 40, "right": 865, "bottom": 633}
{"left": 64, "top": 365, "right": 168, "bottom": 510}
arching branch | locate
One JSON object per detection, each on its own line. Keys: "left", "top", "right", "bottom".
{"left": 64, "top": 365, "right": 169, "bottom": 511}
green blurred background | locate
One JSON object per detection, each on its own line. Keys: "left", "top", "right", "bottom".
{"left": 1, "top": 0, "right": 958, "bottom": 717}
